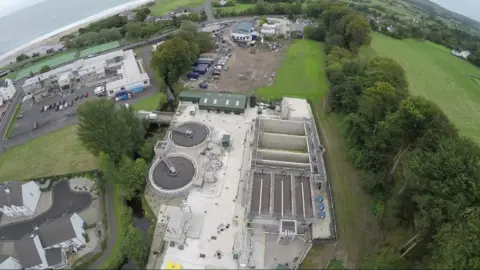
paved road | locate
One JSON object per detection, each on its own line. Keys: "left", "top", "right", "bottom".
{"left": 88, "top": 182, "right": 114, "bottom": 270}
{"left": 0, "top": 180, "right": 92, "bottom": 241}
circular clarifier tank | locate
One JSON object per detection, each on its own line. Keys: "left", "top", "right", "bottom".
{"left": 169, "top": 122, "right": 209, "bottom": 148}
{"left": 148, "top": 154, "right": 198, "bottom": 196}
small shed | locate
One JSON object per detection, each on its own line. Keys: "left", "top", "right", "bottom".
{"left": 222, "top": 134, "right": 231, "bottom": 147}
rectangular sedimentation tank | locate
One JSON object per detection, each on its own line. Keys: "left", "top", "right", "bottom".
{"left": 259, "top": 133, "right": 307, "bottom": 152}
{"left": 260, "top": 118, "right": 305, "bottom": 136}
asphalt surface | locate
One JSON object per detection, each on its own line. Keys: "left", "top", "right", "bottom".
{"left": 0, "top": 180, "right": 92, "bottom": 241}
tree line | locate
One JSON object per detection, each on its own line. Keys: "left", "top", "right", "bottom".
{"left": 76, "top": 99, "right": 163, "bottom": 269}
{"left": 303, "top": 1, "right": 480, "bottom": 268}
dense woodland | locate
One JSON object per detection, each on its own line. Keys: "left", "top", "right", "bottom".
{"left": 304, "top": 1, "right": 480, "bottom": 268}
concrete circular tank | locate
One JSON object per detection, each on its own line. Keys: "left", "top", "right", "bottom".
{"left": 148, "top": 153, "right": 198, "bottom": 196}
{"left": 169, "top": 121, "right": 210, "bottom": 148}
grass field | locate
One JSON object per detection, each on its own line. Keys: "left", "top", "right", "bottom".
{"left": 256, "top": 40, "right": 328, "bottom": 101}
{"left": 362, "top": 32, "right": 480, "bottom": 143}
{"left": 79, "top": 41, "right": 121, "bottom": 58}
{"left": 16, "top": 51, "right": 77, "bottom": 80}
{"left": 257, "top": 39, "right": 379, "bottom": 268}
{"left": 0, "top": 125, "right": 98, "bottom": 181}
{"left": 150, "top": 0, "right": 205, "bottom": 16}
{"left": 133, "top": 92, "right": 167, "bottom": 111}
{"left": 213, "top": 4, "right": 254, "bottom": 13}
{"left": 3, "top": 104, "right": 21, "bottom": 139}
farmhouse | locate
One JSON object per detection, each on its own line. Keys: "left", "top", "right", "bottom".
{"left": 0, "top": 79, "right": 16, "bottom": 107}
{"left": 3, "top": 213, "right": 86, "bottom": 270}
{"left": 22, "top": 49, "right": 150, "bottom": 100}
{"left": 451, "top": 50, "right": 471, "bottom": 60}
{"left": 0, "top": 181, "right": 41, "bottom": 217}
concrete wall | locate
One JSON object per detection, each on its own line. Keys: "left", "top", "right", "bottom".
{"left": 259, "top": 133, "right": 307, "bottom": 152}
{"left": 255, "top": 159, "right": 310, "bottom": 168}
{"left": 257, "top": 149, "right": 309, "bottom": 164}
{"left": 261, "top": 118, "right": 305, "bottom": 136}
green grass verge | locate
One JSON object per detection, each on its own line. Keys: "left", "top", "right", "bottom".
{"left": 362, "top": 32, "right": 480, "bottom": 144}
{"left": 133, "top": 92, "right": 167, "bottom": 111}
{"left": 327, "top": 259, "right": 344, "bottom": 269}
{"left": 150, "top": 0, "right": 205, "bottom": 16}
{"left": 213, "top": 4, "right": 254, "bottom": 12}
{"left": 79, "top": 41, "right": 121, "bottom": 58}
{"left": 3, "top": 104, "right": 21, "bottom": 140}
{"left": 0, "top": 125, "right": 98, "bottom": 181}
{"left": 256, "top": 40, "right": 328, "bottom": 101}
{"left": 98, "top": 184, "right": 129, "bottom": 269}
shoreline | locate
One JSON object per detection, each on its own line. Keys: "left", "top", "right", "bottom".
{"left": 0, "top": 0, "right": 155, "bottom": 67}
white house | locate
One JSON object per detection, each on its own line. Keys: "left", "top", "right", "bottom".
{"left": 14, "top": 235, "right": 50, "bottom": 270}
{"left": 0, "top": 181, "right": 41, "bottom": 217}
{"left": 38, "top": 213, "right": 87, "bottom": 250}
{"left": 0, "top": 79, "right": 16, "bottom": 107}
{"left": 0, "top": 254, "right": 22, "bottom": 270}
{"left": 451, "top": 49, "right": 471, "bottom": 60}
{"left": 231, "top": 21, "right": 254, "bottom": 41}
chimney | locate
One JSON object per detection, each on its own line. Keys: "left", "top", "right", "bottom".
{"left": 4, "top": 188, "right": 10, "bottom": 194}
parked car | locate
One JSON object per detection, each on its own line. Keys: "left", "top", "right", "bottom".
{"left": 64, "top": 102, "right": 69, "bottom": 108}
{"left": 55, "top": 106, "right": 59, "bottom": 112}
{"left": 40, "top": 107, "right": 45, "bottom": 113}
{"left": 78, "top": 95, "right": 83, "bottom": 99}
{"left": 70, "top": 100, "right": 74, "bottom": 106}
{"left": 199, "top": 82, "right": 208, "bottom": 89}
{"left": 59, "top": 105, "right": 64, "bottom": 110}
{"left": 32, "top": 122, "right": 38, "bottom": 130}
{"left": 17, "top": 114, "right": 23, "bottom": 119}
{"left": 94, "top": 86, "right": 106, "bottom": 96}
{"left": 84, "top": 92, "right": 89, "bottom": 98}
{"left": 75, "top": 95, "right": 79, "bottom": 101}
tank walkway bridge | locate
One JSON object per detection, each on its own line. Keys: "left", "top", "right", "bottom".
{"left": 136, "top": 110, "right": 175, "bottom": 124}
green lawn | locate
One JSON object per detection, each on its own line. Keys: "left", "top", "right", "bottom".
{"left": 0, "top": 125, "right": 98, "bottom": 181}
{"left": 133, "top": 92, "right": 167, "bottom": 111}
{"left": 150, "top": 0, "right": 205, "bottom": 16}
{"left": 213, "top": 4, "right": 254, "bottom": 13}
{"left": 363, "top": 32, "right": 480, "bottom": 143}
{"left": 256, "top": 40, "right": 328, "bottom": 101}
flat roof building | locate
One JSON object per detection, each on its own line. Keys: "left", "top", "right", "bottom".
{"left": 231, "top": 21, "right": 254, "bottom": 41}
{"left": 179, "top": 91, "right": 247, "bottom": 113}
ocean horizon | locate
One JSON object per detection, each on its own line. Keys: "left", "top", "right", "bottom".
{"left": 0, "top": 0, "right": 146, "bottom": 61}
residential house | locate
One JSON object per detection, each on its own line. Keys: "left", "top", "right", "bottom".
{"left": 171, "top": 7, "right": 191, "bottom": 17}
{"left": 2, "top": 213, "right": 87, "bottom": 270}
{"left": 118, "top": 10, "right": 136, "bottom": 21}
{"left": 0, "top": 254, "right": 22, "bottom": 270}
{"left": 0, "top": 181, "right": 41, "bottom": 217}
{"left": 0, "top": 79, "right": 16, "bottom": 107}
{"left": 38, "top": 213, "right": 87, "bottom": 250}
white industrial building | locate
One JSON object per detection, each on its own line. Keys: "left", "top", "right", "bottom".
{"left": 146, "top": 96, "right": 335, "bottom": 270}
{"left": 0, "top": 213, "right": 86, "bottom": 270}
{"left": 0, "top": 181, "right": 41, "bottom": 217}
{"left": 0, "top": 79, "right": 16, "bottom": 106}
{"left": 22, "top": 49, "right": 150, "bottom": 100}
{"left": 451, "top": 49, "right": 471, "bottom": 60}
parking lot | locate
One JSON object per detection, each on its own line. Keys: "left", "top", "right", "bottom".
{"left": 8, "top": 86, "right": 100, "bottom": 140}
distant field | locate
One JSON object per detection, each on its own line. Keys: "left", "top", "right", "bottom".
{"left": 16, "top": 52, "right": 77, "bottom": 80}
{"left": 256, "top": 40, "right": 328, "bottom": 101}
{"left": 213, "top": 4, "right": 254, "bottom": 13}
{"left": 363, "top": 32, "right": 480, "bottom": 143}
{"left": 0, "top": 125, "right": 98, "bottom": 181}
{"left": 79, "top": 41, "right": 120, "bottom": 58}
{"left": 150, "top": 0, "right": 205, "bottom": 16}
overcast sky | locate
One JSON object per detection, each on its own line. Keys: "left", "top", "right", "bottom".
{"left": 429, "top": 0, "right": 480, "bottom": 22}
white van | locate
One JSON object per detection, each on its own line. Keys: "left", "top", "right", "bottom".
{"left": 94, "top": 86, "right": 106, "bottom": 96}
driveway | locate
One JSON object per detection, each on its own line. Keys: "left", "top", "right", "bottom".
{"left": 0, "top": 180, "right": 92, "bottom": 241}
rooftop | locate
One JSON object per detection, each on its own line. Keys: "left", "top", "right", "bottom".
{"left": 14, "top": 235, "right": 42, "bottom": 269}
{"left": 38, "top": 215, "right": 77, "bottom": 247}
{"left": 0, "top": 182, "right": 24, "bottom": 207}
{"left": 234, "top": 21, "right": 254, "bottom": 34}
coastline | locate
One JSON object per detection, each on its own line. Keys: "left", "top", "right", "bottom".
{"left": 0, "top": 0, "right": 155, "bottom": 67}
